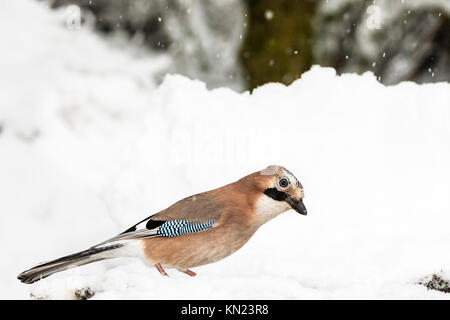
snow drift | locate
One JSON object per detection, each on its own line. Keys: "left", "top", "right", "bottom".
{"left": 1, "top": 0, "right": 450, "bottom": 299}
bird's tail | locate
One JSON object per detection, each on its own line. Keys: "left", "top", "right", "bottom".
{"left": 17, "top": 243, "right": 124, "bottom": 284}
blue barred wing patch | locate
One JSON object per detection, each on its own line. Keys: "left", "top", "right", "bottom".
{"left": 156, "top": 219, "right": 215, "bottom": 237}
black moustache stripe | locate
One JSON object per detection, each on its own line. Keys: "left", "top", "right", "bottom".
{"left": 263, "top": 188, "right": 288, "bottom": 201}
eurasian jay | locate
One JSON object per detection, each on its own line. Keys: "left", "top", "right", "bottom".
{"left": 18, "top": 165, "right": 307, "bottom": 284}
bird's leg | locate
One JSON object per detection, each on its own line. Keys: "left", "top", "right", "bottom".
{"left": 155, "top": 263, "right": 169, "bottom": 277}
{"left": 179, "top": 269, "right": 197, "bottom": 277}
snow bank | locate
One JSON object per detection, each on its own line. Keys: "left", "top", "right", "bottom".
{"left": 1, "top": 1, "right": 450, "bottom": 299}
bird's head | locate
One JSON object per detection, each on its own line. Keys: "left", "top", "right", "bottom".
{"left": 248, "top": 165, "right": 307, "bottom": 222}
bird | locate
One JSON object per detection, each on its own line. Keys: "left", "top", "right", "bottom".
{"left": 17, "top": 165, "right": 307, "bottom": 284}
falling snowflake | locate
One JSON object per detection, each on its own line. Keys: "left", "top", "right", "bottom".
{"left": 264, "top": 10, "right": 274, "bottom": 21}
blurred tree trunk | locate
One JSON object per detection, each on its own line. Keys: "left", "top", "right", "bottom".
{"left": 241, "top": 0, "right": 317, "bottom": 89}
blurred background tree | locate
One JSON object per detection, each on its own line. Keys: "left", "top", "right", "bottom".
{"left": 240, "top": 0, "right": 317, "bottom": 89}
{"left": 314, "top": 0, "right": 450, "bottom": 85}
{"left": 48, "top": 0, "right": 450, "bottom": 91}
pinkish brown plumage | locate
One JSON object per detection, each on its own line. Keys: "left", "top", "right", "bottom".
{"left": 18, "top": 165, "right": 307, "bottom": 283}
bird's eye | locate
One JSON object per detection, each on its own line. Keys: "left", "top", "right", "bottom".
{"left": 279, "top": 178, "right": 289, "bottom": 188}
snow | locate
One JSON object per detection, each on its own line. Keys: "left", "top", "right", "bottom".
{"left": 1, "top": 0, "right": 450, "bottom": 299}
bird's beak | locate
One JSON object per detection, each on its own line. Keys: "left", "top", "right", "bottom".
{"left": 286, "top": 197, "right": 307, "bottom": 215}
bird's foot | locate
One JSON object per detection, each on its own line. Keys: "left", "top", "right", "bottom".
{"left": 155, "top": 263, "right": 169, "bottom": 277}
{"left": 179, "top": 269, "right": 197, "bottom": 277}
